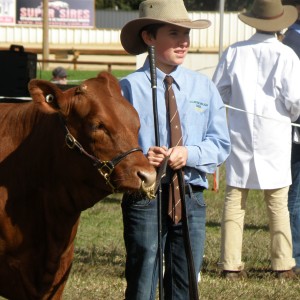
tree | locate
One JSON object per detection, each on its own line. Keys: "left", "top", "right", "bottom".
{"left": 95, "top": 0, "right": 253, "bottom": 11}
{"left": 95, "top": 0, "right": 142, "bottom": 10}
{"left": 183, "top": 0, "right": 253, "bottom": 11}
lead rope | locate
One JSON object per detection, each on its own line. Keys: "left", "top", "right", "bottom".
{"left": 177, "top": 170, "right": 199, "bottom": 300}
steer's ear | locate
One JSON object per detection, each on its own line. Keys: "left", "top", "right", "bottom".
{"left": 28, "top": 79, "right": 65, "bottom": 112}
{"left": 97, "top": 71, "right": 122, "bottom": 95}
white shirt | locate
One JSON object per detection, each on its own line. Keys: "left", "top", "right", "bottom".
{"left": 213, "top": 32, "right": 300, "bottom": 189}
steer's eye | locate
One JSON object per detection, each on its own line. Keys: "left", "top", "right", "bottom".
{"left": 92, "top": 123, "right": 106, "bottom": 132}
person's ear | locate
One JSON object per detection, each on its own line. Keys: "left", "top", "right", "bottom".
{"left": 141, "top": 30, "right": 155, "bottom": 47}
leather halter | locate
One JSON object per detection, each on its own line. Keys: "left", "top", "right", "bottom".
{"left": 63, "top": 124, "right": 142, "bottom": 193}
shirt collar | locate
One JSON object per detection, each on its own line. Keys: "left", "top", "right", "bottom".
{"left": 142, "top": 57, "right": 182, "bottom": 90}
{"left": 249, "top": 32, "right": 277, "bottom": 43}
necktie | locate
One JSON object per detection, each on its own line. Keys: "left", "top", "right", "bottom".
{"left": 164, "top": 75, "right": 183, "bottom": 224}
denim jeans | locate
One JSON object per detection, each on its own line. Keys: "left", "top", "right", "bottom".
{"left": 121, "top": 184, "right": 206, "bottom": 300}
{"left": 288, "top": 156, "right": 300, "bottom": 267}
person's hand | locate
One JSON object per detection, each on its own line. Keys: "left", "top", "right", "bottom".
{"left": 166, "top": 146, "right": 188, "bottom": 170}
{"left": 147, "top": 146, "right": 168, "bottom": 167}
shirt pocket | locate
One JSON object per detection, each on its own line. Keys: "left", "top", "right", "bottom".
{"left": 181, "top": 105, "right": 208, "bottom": 143}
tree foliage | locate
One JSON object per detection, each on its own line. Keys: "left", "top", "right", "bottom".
{"left": 95, "top": 0, "right": 253, "bottom": 11}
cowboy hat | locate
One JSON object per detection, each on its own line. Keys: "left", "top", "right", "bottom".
{"left": 239, "top": 0, "right": 297, "bottom": 32}
{"left": 120, "top": 0, "right": 211, "bottom": 55}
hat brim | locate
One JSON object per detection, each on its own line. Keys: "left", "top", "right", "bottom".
{"left": 238, "top": 5, "right": 297, "bottom": 32}
{"left": 121, "top": 18, "right": 211, "bottom": 55}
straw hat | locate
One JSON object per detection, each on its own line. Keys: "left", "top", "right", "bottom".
{"left": 239, "top": 0, "right": 297, "bottom": 32}
{"left": 120, "top": 0, "right": 211, "bottom": 55}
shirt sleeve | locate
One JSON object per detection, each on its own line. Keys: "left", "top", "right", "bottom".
{"left": 119, "top": 78, "right": 132, "bottom": 104}
{"left": 278, "top": 50, "right": 300, "bottom": 122}
{"left": 212, "top": 49, "right": 232, "bottom": 105}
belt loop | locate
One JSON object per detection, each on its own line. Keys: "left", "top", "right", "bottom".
{"left": 185, "top": 183, "right": 192, "bottom": 196}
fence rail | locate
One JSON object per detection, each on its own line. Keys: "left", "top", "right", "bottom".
{"left": 0, "top": 12, "right": 255, "bottom": 51}
{"left": 37, "top": 59, "right": 135, "bottom": 72}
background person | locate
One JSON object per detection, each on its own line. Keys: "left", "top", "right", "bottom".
{"left": 283, "top": 0, "right": 300, "bottom": 57}
{"left": 213, "top": 0, "right": 300, "bottom": 280}
{"left": 282, "top": 0, "right": 300, "bottom": 276}
{"left": 51, "top": 66, "right": 68, "bottom": 84}
{"left": 119, "top": 0, "right": 231, "bottom": 299}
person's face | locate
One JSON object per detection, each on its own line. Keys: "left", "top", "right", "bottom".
{"left": 142, "top": 24, "right": 190, "bottom": 74}
{"left": 55, "top": 76, "right": 67, "bottom": 84}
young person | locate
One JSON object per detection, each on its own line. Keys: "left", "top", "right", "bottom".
{"left": 213, "top": 0, "right": 300, "bottom": 280}
{"left": 119, "top": 0, "right": 231, "bottom": 299}
{"left": 51, "top": 66, "right": 68, "bottom": 85}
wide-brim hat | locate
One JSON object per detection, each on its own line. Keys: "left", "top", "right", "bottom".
{"left": 239, "top": 0, "right": 298, "bottom": 32}
{"left": 121, "top": 0, "right": 211, "bottom": 55}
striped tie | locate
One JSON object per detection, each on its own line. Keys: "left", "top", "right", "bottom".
{"left": 165, "top": 75, "right": 183, "bottom": 224}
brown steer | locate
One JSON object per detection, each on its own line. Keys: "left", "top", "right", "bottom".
{"left": 0, "top": 72, "right": 156, "bottom": 299}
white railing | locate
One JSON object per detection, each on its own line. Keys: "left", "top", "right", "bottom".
{"left": 0, "top": 12, "right": 256, "bottom": 51}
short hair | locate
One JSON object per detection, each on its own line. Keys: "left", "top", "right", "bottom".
{"left": 140, "top": 23, "right": 165, "bottom": 38}
{"left": 138, "top": 23, "right": 166, "bottom": 48}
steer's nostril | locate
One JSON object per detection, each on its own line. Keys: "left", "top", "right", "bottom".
{"left": 138, "top": 170, "right": 156, "bottom": 187}
{"left": 139, "top": 169, "right": 157, "bottom": 199}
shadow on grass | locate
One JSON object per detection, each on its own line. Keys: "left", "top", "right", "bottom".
{"left": 74, "top": 245, "right": 124, "bottom": 265}
{"left": 202, "top": 265, "right": 274, "bottom": 280}
{"left": 73, "top": 245, "right": 126, "bottom": 278}
{"left": 206, "top": 220, "right": 268, "bottom": 231}
{"left": 100, "top": 194, "right": 123, "bottom": 204}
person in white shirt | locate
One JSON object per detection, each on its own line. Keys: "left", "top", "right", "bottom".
{"left": 282, "top": 0, "right": 300, "bottom": 276}
{"left": 213, "top": 0, "right": 300, "bottom": 280}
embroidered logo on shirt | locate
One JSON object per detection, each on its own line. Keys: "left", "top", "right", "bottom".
{"left": 190, "top": 100, "right": 208, "bottom": 112}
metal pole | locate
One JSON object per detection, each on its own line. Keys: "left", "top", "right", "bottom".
{"left": 148, "top": 45, "right": 164, "bottom": 300}
{"left": 219, "top": 0, "right": 225, "bottom": 59}
{"left": 214, "top": 0, "right": 226, "bottom": 191}
{"left": 42, "top": 0, "right": 49, "bottom": 70}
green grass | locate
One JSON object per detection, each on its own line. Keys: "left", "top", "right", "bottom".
{"left": 0, "top": 169, "right": 298, "bottom": 299}
{"left": 35, "top": 69, "right": 132, "bottom": 83}
{"left": 2, "top": 69, "right": 300, "bottom": 298}
{"left": 61, "top": 167, "right": 300, "bottom": 299}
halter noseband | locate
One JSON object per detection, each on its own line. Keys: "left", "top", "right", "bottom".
{"left": 64, "top": 125, "right": 142, "bottom": 193}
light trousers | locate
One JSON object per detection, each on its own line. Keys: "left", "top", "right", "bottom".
{"left": 219, "top": 185, "right": 295, "bottom": 271}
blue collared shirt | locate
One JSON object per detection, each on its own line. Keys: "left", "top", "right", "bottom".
{"left": 120, "top": 58, "right": 230, "bottom": 188}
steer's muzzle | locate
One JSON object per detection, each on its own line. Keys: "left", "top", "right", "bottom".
{"left": 141, "top": 180, "right": 156, "bottom": 199}
{"left": 138, "top": 169, "right": 157, "bottom": 199}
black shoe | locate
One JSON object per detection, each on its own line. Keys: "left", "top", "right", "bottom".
{"left": 276, "top": 269, "right": 297, "bottom": 279}
{"left": 221, "top": 270, "right": 247, "bottom": 280}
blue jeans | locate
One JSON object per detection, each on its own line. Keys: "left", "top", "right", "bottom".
{"left": 288, "top": 157, "right": 300, "bottom": 267}
{"left": 121, "top": 184, "right": 206, "bottom": 300}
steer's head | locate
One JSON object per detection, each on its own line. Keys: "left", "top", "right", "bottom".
{"left": 28, "top": 72, "right": 156, "bottom": 199}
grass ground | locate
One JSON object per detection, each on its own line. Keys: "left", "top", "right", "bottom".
{"left": 1, "top": 71, "right": 299, "bottom": 299}
{"left": 36, "top": 69, "right": 132, "bottom": 83}
{"left": 61, "top": 167, "right": 300, "bottom": 299}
